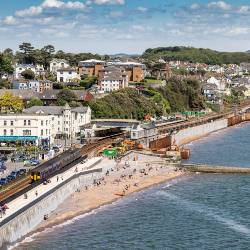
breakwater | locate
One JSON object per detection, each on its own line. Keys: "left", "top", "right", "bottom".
{"left": 0, "top": 158, "right": 116, "bottom": 249}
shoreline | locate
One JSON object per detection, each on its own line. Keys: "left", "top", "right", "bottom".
{"left": 177, "top": 133, "right": 210, "bottom": 147}
{"left": 13, "top": 155, "right": 186, "bottom": 247}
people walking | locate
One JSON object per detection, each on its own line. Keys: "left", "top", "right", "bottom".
{"left": 57, "top": 176, "right": 59, "bottom": 182}
{"left": 61, "top": 175, "right": 63, "bottom": 181}
{"left": 24, "top": 193, "right": 28, "bottom": 199}
{"left": 35, "top": 191, "right": 38, "bottom": 196}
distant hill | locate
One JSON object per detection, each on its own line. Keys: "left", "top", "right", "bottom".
{"left": 246, "top": 50, "right": 250, "bottom": 53}
{"left": 140, "top": 46, "right": 250, "bottom": 65}
{"left": 107, "top": 53, "right": 140, "bottom": 58}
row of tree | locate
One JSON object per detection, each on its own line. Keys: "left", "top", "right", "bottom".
{"left": 141, "top": 46, "right": 250, "bottom": 65}
{"left": 3, "top": 42, "right": 102, "bottom": 69}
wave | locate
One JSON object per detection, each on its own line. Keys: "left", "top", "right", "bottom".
{"left": 157, "top": 191, "right": 250, "bottom": 236}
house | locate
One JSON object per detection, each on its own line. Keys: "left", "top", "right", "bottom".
{"left": 57, "top": 67, "right": 79, "bottom": 83}
{"left": 234, "top": 86, "right": 249, "bottom": 97}
{"left": 13, "top": 79, "right": 53, "bottom": 93}
{"left": 39, "top": 89, "right": 93, "bottom": 106}
{"left": 24, "top": 103, "right": 91, "bottom": 139}
{"left": 207, "top": 76, "right": 226, "bottom": 93}
{"left": 116, "top": 62, "right": 146, "bottom": 82}
{"left": 98, "top": 66, "right": 129, "bottom": 89}
{"left": 50, "top": 59, "right": 69, "bottom": 73}
{"left": 14, "top": 64, "right": 36, "bottom": 79}
{"left": 78, "top": 59, "right": 107, "bottom": 76}
{"left": 130, "top": 123, "right": 158, "bottom": 148}
{"left": 201, "top": 83, "right": 218, "bottom": 98}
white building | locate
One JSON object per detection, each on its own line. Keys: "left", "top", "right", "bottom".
{"left": 100, "top": 76, "right": 127, "bottom": 92}
{"left": 14, "top": 64, "right": 36, "bottom": 79}
{"left": 24, "top": 104, "right": 91, "bottom": 139}
{"left": 0, "top": 114, "right": 54, "bottom": 147}
{"left": 50, "top": 59, "right": 69, "bottom": 73}
{"left": 57, "top": 68, "right": 80, "bottom": 83}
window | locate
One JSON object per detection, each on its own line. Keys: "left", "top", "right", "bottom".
{"left": 10, "top": 129, "right": 13, "bottom": 136}
{"left": 66, "top": 121, "right": 68, "bottom": 124}
{"left": 3, "top": 121, "right": 6, "bottom": 126}
{"left": 133, "top": 133, "right": 136, "bottom": 137}
{"left": 41, "top": 120, "right": 43, "bottom": 126}
{"left": 58, "top": 121, "right": 60, "bottom": 125}
{"left": 66, "top": 128, "right": 68, "bottom": 131}
{"left": 60, "top": 71, "right": 63, "bottom": 74}
{"left": 23, "top": 130, "right": 31, "bottom": 136}
{"left": 11, "top": 121, "right": 13, "bottom": 126}
{"left": 64, "top": 128, "right": 65, "bottom": 131}
{"left": 28, "top": 120, "right": 31, "bottom": 126}
{"left": 41, "top": 129, "right": 43, "bottom": 135}
{"left": 46, "top": 129, "right": 48, "bottom": 135}
{"left": 53, "top": 63, "right": 56, "bottom": 65}
{"left": 24, "top": 120, "right": 26, "bottom": 126}
{"left": 4, "top": 129, "right": 6, "bottom": 136}
{"left": 69, "top": 71, "right": 72, "bottom": 74}
{"left": 46, "top": 120, "right": 48, "bottom": 126}
{"left": 58, "top": 128, "right": 60, "bottom": 131}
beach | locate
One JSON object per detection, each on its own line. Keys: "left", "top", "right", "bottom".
{"left": 22, "top": 153, "right": 186, "bottom": 239}
{"left": 177, "top": 133, "right": 210, "bottom": 147}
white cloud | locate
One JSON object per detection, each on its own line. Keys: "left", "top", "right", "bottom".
{"left": 206, "top": 1, "right": 232, "bottom": 11}
{"left": 170, "top": 29, "right": 185, "bottom": 36}
{"left": 115, "top": 33, "right": 133, "bottom": 39}
{"left": 138, "top": 7, "right": 147, "bottom": 12}
{"left": 4, "top": 16, "right": 17, "bottom": 25}
{"left": 76, "top": 14, "right": 88, "bottom": 20}
{"left": 190, "top": 4, "right": 199, "bottom": 9}
{"left": 16, "top": 32, "right": 32, "bottom": 38}
{"left": 55, "top": 31, "right": 69, "bottom": 37}
{"left": 157, "top": 28, "right": 165, "bottom": 33}
{"left": 105, "top": 11, "right": 124, "bottom": 18}
{"left": 40, "top": 28, "right": 55, "bottom": 34}
{"left": 132, "top": 25, "right": 145, "bottom": 31}
{"left": 41, "top": 0, "right": 64, "bottom": 8}
{"left": 53, "top": 21, "right": 78, "bottom": 29}
{"left": 15, "top": 6, "right": 42, "bottom": 17}
{"left": 92, "top": 0, "right": 125, "bottom": 6}
{"left": 146, "top": 26, "right": 153, "bottom": 31}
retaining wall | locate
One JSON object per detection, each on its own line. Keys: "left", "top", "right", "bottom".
{"left": 0, "top": 161, "right": 116, "bottom": 249}
{"left": 172, "top": 119, "right": 228, "bottom": 145}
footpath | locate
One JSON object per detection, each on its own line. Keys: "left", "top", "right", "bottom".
{"left": 1, "top": 157, "right": 108, "bottom": 223}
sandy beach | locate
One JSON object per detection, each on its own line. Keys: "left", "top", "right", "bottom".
{"left": 23, "top": 153, "right": 186, "bottom": 239}
{"left": 177, "top": 133, "right": 210, "bottom": 147}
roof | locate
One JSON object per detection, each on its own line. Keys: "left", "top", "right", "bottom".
{"left": 80, "top": 59, "right": 105, "bottom": 63}
{"left": 58, "top": 67, "right": 77, "bottom": 71}
{"left": 0, "top": 89, "right": 38, "bottom": 99}
{"left": 24, "top": 105, "right": 89, "bottom": 115}
{"left": 141, "top": 123, "right": 156, "bottom": 129}
{"left": 101, "top": 76, "right": 124, "bottom": 81}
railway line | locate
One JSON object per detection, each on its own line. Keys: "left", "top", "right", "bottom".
{"left": 0, "top": 132, "right": 125, "bottom": 204}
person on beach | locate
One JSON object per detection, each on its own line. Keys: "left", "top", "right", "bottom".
{"left": 61, "top": 175, "right": 63, "bottom": 180}
{"left": 57, "top": 176, "right": 59, "bottom": 182}
{"left": 24, "top": 193, "right": 28, "bottom": 199}
{"left": 123, "top": 189, "right": 125, "bottom": 195}
{"left": 35, "top": 191, "right": 38, "bottom": 196}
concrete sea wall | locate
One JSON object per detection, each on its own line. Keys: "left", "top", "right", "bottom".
{"left": 0, "top": 161, "right": 116, "bottom": 249}
{"left": 171, "top": 119, "right": 228, "bottom": 145}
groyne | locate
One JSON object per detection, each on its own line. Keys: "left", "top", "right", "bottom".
{"left": 0, "top": 158, "right": 116, "bottom": 249}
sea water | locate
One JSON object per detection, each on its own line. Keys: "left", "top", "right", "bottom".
{"left": 11, "top": 122, "right": 250, "bottom": 250}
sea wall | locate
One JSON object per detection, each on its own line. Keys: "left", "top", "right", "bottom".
{"left": 172, "top": 119, "right": 228, "bottom": 145}
{"left": 0, "top": 162, "right": 116, "bottom": 249}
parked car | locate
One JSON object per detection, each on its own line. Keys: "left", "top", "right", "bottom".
{"left": 9, "top": 143, "right": 16, "bottom": 147}
{"left": 137, "top": 86, "right": 143, "bottom": 89}
{"left": 1, "top": 165, "right": 6, "bottom": 170}
{"left": 43, "top": 146, "right": 49, "bottom": 151}
{"left": 11, "top": 171, "right": 19, "bottom": 177}
{"left": 56, "top": 144, "right": 62, "bottom": 148}
{"left": 0, "top": 155, "right": 8, "bottom": 161}
{"left": 52, "top": 147, "right": 59, "bottom": 153}
{"left": 7, "top": 175, "right": 14, "bottom": 181}
{"left": 1, "top": 142, "right": 6, "bottom": 146}
{"left": 19, "top": 169, "right": 27, "bottom": 175}
{"left": 31, "top": 160, "right": 39, "bottom": 166}
{"left": 0, "top": 178, "right": 7, "bottom": 185}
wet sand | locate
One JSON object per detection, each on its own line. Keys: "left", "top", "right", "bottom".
{"left": 24, "top": 153, "right": 186, "bottom": 238}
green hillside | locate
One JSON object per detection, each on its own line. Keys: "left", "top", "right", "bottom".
{"left": 141, "top": 46, "right": 250, "bottom": 65}
{"left": 89, "top": 78, "right": 203, "bottom": 119}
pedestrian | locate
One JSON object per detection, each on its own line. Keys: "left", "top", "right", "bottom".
{"left": 57, "top": 176, "right": 59, "bottom": 182}
{"left": 35, "top": 191, "right": 38, "bottom": 196}
{"left": 61, "top": 175, "right": 63, "bottom": 180}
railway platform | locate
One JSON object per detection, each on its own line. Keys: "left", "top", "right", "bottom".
{"left": 0, "top": 157, "right": 108, "bottom": 223}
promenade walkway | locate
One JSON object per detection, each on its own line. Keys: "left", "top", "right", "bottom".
{"left": 1, "top": 157, "right": 108, "bottom": 222}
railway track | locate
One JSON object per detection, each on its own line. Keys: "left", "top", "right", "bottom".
{"left": 0, "top": 177, "right": 31, "bottom": 202}
{"left": 0, "top": 133, "right": 125, "bottom": 203}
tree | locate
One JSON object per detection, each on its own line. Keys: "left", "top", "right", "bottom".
{"left": 69, "top": 101, "right": 83, "bottom": 107}
{"left": 56, "top": 88, "right": 78, "bottom": 104}
{"left": 57, "top": 99, "right": 67, "bottom": 106}
{"left": 0, "top": 79, "right": 12, "bottom": 89}
{"left": 19, "top": 42, "right": 34, "bottom": 64}
{"left": 0, "top": 92, "right": 23, "bottom": 110}
{"left": 0, "top": 53, "right": 14, "bottom": 77}
{"left": 3, "top": 48, "right": 14, "bottom": 62}
{"left": 21, "top": 69, "right": 35, "bottom": 79}
{"left": 27, "top": 99, "right": 43, "bottom": 108}
{"left": 104, "top": 54, "right": 110, "bottom": 60}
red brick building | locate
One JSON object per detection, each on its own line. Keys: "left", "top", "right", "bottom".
{"left": 78, "top": 59, "right": 108, "bottom": 76}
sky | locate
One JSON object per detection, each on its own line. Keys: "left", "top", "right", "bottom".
{"left": 1, "top": 0, "right": 250, "bottom": 55}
